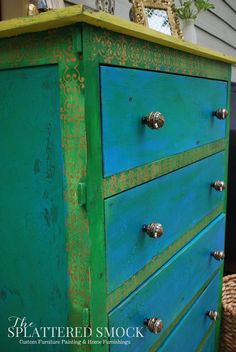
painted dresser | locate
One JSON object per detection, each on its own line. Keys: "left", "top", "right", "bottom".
{"left": 0, "top": 5, "right": 236, "bottom": 352}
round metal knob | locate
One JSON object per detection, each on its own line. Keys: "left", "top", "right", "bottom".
{"left": 207, "top": 310, "right": 218, "bottom": 321}
{"left": 211, "top": 251, "right": 225, "bottom": 261}
{"left": 213, "top": 108, "right": 228, "bottom": 120}
{"left": 143, "top": 223, "right": 164, "bottom": 239}
{"left": 142, "top": 112, "right": 165, "bottom": 130}
{"left": 144, "top": 317, "right": 163, "bottom": 334}
{"left": 212, "top": 181, "right": 226, "bottom": 192}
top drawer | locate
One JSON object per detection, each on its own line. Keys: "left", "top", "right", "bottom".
{"left": 100, "top": 66, "right": 227, "bottom": 177}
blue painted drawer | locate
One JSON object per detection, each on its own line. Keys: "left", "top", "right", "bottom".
{"left": 201, "top": 327, "right": 217, "bottom": 352}
{"left": 106, "top": 152, "right": 225, "bottom": 293}
{"left": 100, "top": 66, "right": 227, "bottom": 177}
{"left": 109, "top": 215, "right": 225, "bottom": 352}
{"left": 158, "top": 272, "right": 220, "bottom": 352}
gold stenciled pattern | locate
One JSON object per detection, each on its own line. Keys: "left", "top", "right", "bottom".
{"left": 0, "top": 27, "right": 89, "bottom": 350}
{"left": 86, "top": 26, "right": 228, "bottom": 80}
{"left": 103, "top": 140, "right": 226, "bottom": 198}
{"left": 107, "top": 204, "right": 223, "bottom": 311}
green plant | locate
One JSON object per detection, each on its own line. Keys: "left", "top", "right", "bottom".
{"left": 176, "top": 0, "right": 215, "bottom": 20}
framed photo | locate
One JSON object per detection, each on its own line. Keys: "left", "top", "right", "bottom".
{"left": 130, "top": 0, "right": 183, "bottom": 38}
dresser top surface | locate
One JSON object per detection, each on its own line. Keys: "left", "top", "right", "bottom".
{"left": 0, "top": 4, "right": 235, "bottom": 65}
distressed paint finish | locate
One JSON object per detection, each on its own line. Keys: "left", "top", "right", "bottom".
{"left": 198, "top": 326, "right": 217, "bottom": 352}
{"left": 109, "top": 215, "right": 225, "bottom": 352}
{"left": 105, "top": 152, "right": 225, "bottom": 293}
{"left": 0, "top": 6, "right": 235, "bottom": 66}
{"left": 158, "top": 272, "right": 220, "bottom": 352}
{"left": 0, "top": 26, "right": 82, "bottom": 70}
{"left": 100, "top": 66, "right": 227, "bottom": 176}
{"left": 86, "top": 25, "right": 229, "bottom": 80}
{"left": 58, "top": 37, "right": 90, "bottom": 344}
{"left": 150, "top": 270, "right": 220, "bottom": 352}
{"left": 0, "top": 26, "right": 89, "bottom": 352}
{"left": 103, "top": 139, "right": 225, "bottom": 198}
{"left": 0, "top": 15, "right": 232, "bottom": 352}
{"left": 82, "top": 32, "right": 109, "bottom": 351}
{"left": 107, "top": 204, "right": 223, "bottom": 311}
{"left": 0, "top": 65, "right": 68, "bottom": 352}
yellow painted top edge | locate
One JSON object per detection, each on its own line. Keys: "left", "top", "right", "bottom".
{"left": 0, "top": 4, "right": 235, "bottom": 64}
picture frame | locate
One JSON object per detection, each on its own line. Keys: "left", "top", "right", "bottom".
{"left": 129, "top": 0, "right": 183, "bottom": 38}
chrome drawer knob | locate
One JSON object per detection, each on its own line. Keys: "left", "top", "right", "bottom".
{"left": 207, "top": 310, "right": 219, "bottom": 321}
{"left": 212, "top": 181, "right": 226, "bottom": 192}
{"left": 144, "top": 317, "right": 163, "bottom": 334}
{"left": 213, "top": 108, "right": 228, "bottom": 120}
{"left": 143, "top": 223, "right": 164, "bottom": 239}
{"left": 142, "top": 112, "right": 165, "bottom": 130}
{"left": 211, "top": 251, "right": 225, "bottom": 261}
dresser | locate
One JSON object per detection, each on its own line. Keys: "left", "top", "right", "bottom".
{"left": 0, "top": 5, "right": 235, "bottom": 352}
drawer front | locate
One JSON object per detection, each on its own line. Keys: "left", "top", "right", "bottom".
{"left": 100, "top": 66, "right": 227, "bottom": 176}
{"left": 106, "top": 152, "right": 225, "bottom": 293}
{"left": 109, "top": 215, "right": 225, "bottom": 352}
{"left": 158, "top": 272, "right": 220, "bottom": 352}
{"left": 201, "top": 327, "right": 217, "bottom": 352}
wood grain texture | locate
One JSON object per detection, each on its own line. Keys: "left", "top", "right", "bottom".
{"left": 158, "top": 272, "right": 220, "bottom": 352}
{"left": 105, "top": 152, "right": 225, "bottom": 293}
{"left": 100, "top": 66, "right": 227, "bottom": 176}
{"left": 109, "top": 215, "right": 225, "bottom": 351}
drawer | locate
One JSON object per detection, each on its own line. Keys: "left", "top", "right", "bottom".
{"left": 106, "top": 152, "right": 225, "bottom": 293}
{"left": 158, "top": 272, "right": 220, "bottom": 352}
{"left": 100, "top": 66, "right": 227, "bottom": 177}
{"left": 201, "top": 327, "right": 217, "bottom": 352}
{"left": 108, "top": 215, "right": 225, "bottom": 352}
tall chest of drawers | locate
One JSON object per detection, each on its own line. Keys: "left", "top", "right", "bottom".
{"left": 0, "top": 5, "right": 236, "bottom": 352}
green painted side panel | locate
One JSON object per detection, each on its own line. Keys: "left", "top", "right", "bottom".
{"left": 0, "top": 66, "right": 68, "bottom": 351}
{"left": 0, "top": 25, "right": 90, "bottom": 352}
{"left": 0, "top": 27, "right": 81, "bottom": 69}
{"left": 158, "top": 272, "right": 220, "bottom": 352}
{"left": 109, "top": 215, "right": 225, "bottom": 352}
{"left": 100, "top": 66, "right": 227, "bottom": 176}
{"left": 106, "top": 152, "right": 225, "bottom": 293}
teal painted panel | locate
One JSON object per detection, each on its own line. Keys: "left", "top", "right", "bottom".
{"left": 109, "top": 215, "right": 225, "bottom": 352}
{"left": 100, "top": 66, "right": 227, "bottom": 176}
{"left": 0, "top": 66, "right": 68, "bottom": 351}
{"left": 106, "top": 152, "right": 225, "bottom": 293}
{"left": 158, "top": 272, "right": 220, "bottom": 352}
{"left": 201, "top": 327, "right": 217, "bottom": 352}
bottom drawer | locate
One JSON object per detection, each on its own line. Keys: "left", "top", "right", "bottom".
{"left": 109, "top": 214, "right": 225, "bottom": 352}
{"left": 201, "top": 327, "right": 217, "bottom": 352}
{"left": 158, "top": 272, "right": 220, "bottom": 352}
